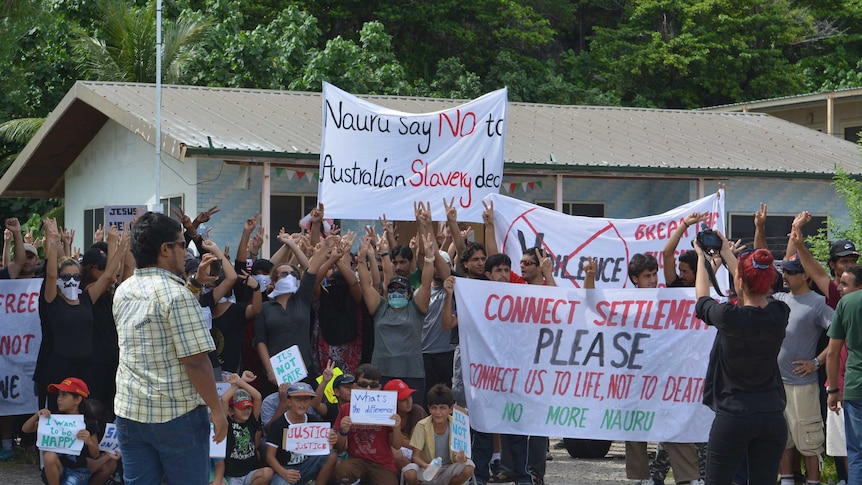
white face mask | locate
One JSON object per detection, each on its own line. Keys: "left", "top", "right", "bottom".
{"left": 218, "top": 294, "right": 237, "bottom": 305}
{"left": 252, "top": 274, "right": 271, "bottom": 289}
{"left": 268, "top": 275, "right": 298, "bottom": 298}
{"left": 58, "top": 280, "right": 81, "bottom": 301}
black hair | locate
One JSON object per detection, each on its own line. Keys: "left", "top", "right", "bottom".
{"left": 485, "top": 253, "right": 512, "bottom": 273}
{"left": 628, "top": 253, "right": 658, "bottom": 283}
{"left": 678, "top": 250, "right": 698, "bottom": 274}
{"left": 844, "top": 265, "right": 862, "bottom": 288}
{"left": 459, "top": 242, "right": 487, "bottom": 265}
{"left": 426, "top": 384, "right": 455, "bottom": 407}
{"left": 355, "top": 363, "right": 381, "bottom": 381}
{"left": 130, "top": 212, "right": 182, "bottom": 268}
{"left": 523, "top": 247, "right": 542, "bottom": 264}
{"left": 80, "top": 398, "right": 113, "bottom": 438}
{"left": 391, "top": 245, "right": 414, "bottom": 262}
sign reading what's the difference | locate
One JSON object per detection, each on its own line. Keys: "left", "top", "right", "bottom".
{"left": 318, "top": 82, "right": 507, "bottom": 223}
{"left": 454, "top": 280, "right": 717, "bottom": 442}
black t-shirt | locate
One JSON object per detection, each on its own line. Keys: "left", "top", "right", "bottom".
{"left": 0, "top": 267, "right": 9, "bottom": 279}
{"left": 210, "top": 302, "right": 249, "bottom": 372}
{"left": 56, "top": 417, "right": 99, "bottom": 470}
{"left": 695, "top": 296, "right": 790, "bottom": 415}
{"left": 39, "top": 290, "right": 94, "bottom": 358}
{"left": 91, "top": 292, "right": 119, "bottom": 365}
{"left": 265, "top": 412, "right": 325, "bottom": 466}
{"left": 225, "top": 416, "right": 261, "bottom": 478}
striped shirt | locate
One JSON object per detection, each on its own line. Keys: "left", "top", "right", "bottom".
{"left": 113, "top": 267, "right": 215, "bottom": 423}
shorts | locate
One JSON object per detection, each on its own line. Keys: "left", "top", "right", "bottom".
{"left": 41, "top": 467, "right": 92, "bottom": 485}
{"left": 783, "top": 383, "right": 825, "bottom": 455}
{"left": 226, "top": 469, "right": 259, "bottom": 485}
{"left": 826, "top": 404, "right": 847, "bottom": 457}
{"left": 402, "top": 460, "right": 475, "bottom": 485}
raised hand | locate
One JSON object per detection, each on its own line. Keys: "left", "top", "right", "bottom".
{"left": 753, "top": 203, "right": 767, "bottom": 228}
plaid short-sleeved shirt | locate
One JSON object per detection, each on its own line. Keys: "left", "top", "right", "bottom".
{"left": 113, "top": 267, "right": 215, "bottom": 423}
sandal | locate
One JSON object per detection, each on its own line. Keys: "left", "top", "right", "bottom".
{"left": 488, "top": 471, "right": 513, "bottom": 483}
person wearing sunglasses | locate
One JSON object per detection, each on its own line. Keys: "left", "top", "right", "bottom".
{"left": 694, "top": 233, "right": 791, "bottom": 485}
{"left": 37, "top": 218, "right": 128, "bottom": 413}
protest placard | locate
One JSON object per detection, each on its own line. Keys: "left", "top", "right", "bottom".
{"left": 485, "top": 190, "right": 727, "bottom": 289}
{"left": 104, "top": 205, "right": 146, "bottom": 233}
{"left": 318, "top": 82, "right": 507, "bottom": 222}
{"left": 349, "top": 390, "right": 397, "bottom": 426}
{"left": 451, "top": 406, "right": 471, "bottom": 459}
{"left": 0, "top": 279, "right": 43, "bottom": 415}
{"left": 283, "top": 422, "right": 331, "bottom": 456}
{"left": 269, "top": 345, "right": 308, "bottom": 385}
{"left": 454, "top": 280, "right": 717, "bottom": 442}
{"left": 37, "top": 414, "right": 86, "bottom": 455}
{"left": 98, "top": 423, "right": 119, "bottom": 453}
{"left": 209, "top": 422, "right": 226, "bottom": 458}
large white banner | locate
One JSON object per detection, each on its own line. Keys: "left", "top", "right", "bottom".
{"left": 319, "top": 82, "right": 507, "bottom": 222}
{"left": 0, "top": 279, "right": 42, "bottom": 415}
{"left": 454, "top": 279, "right": 716, "bottom": 442}
{"left": 486, "top": 190, "right": 726, "bottom": 289}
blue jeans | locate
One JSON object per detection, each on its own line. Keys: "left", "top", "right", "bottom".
{"left": 117, "top": 405, "right": 211, "bottom": 485}
{"left": 845, "top": 400, "right": 862, "bottom": 481}
{"left": 41, "top": 467, "right": 91, "bottom": 485}
{"left": 271, "top": 454, "right": 328, "bottom": 485}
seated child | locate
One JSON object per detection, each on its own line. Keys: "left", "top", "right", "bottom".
{"left": 332, "top": 363, "right": 403, "bottom": 485}
{"left": 81, "top": 398, "right": 121, "bottom": 485}
{"left": 215, "top": 371, "right": 273, "bottom": 485}
{"left": 403, "top": 385, "right": 475, "bottom": 485}
{"left": 384, "top": 379, "right": 427, "bottom": 471}
{"left": 266, "top": 382, "right": 333, "bottom": 485}
{"left": 22, "top": 377, "right": 100, "bottom": 485}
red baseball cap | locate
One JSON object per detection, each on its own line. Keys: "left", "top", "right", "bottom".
{"left": 383, "top": 379, "right": 416, "bottom": 400}
{"left": 47, "top": 377, "right": 90, "bottom": 398}
{"left": 229, "top": 389, "right": 253, "bottom": 410}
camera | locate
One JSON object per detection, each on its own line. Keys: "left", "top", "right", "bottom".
{"left": 696, "top": 224, "right": 722, "bottom": 254}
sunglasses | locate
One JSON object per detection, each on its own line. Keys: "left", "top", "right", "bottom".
{"left": 355, "top": 381, "right": 381, "bottom": 389}
{"left": 520, "top": 260, "right": 537, "bottom": 267}
{"left": 388, "top": 286, "right": 408, "bottom": 295}
{"left": 278, "top": 270, "right": 299, "bottom": 280}
{"left": 59, "top": 273, "right": 82, "bottom": 282}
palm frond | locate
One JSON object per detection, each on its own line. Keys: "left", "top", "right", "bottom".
{"left": 0, "top": 118, "right": 45, "bottom": 144}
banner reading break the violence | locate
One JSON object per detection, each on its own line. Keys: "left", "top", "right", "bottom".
{"left": 318, "top": 82, "right": 507, "bottom": 223}
{"left": 454, "top": 279, "right": 716, "bottom": 442}
{"left": 486, "top": 190, "right": 726, "bottom": 289}
{"left": 0, "top": 279, "right": 42, "bottom": 416}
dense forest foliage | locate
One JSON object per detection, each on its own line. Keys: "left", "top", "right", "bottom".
{"left": 1, "top": 0, "right": 861, "bottom": 216}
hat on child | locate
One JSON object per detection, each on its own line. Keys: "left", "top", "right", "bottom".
{"left": 229, "top": 389, "right": 253, "bottom": 409}
{"left": 383, "top": 379, "right": 416, "bottom": 401}
{"left": 47, "top": 377, "right": 90, "bottom": 398}
{"left": 333, "top": 374, "right": 355, "bottom": 388}
{"left": 286, "top": 382, "right": 316, "bottom": 398}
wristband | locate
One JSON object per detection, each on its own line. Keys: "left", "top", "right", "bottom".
{"left": 188, "top": 277, "right": 203, "bottom": 289}
{"left": 813, "top": 357, "right": 821, "bottom": 368}
{"left": 379, "top": 252, "right": 390, "bottom": 258}
{"left": 424, "top": 256, "right": 436, "bottom": 263}
{"left": 827, "top": 387, "right": 840, "bottom": 394}
{"left": 338, "top": 428, "right": 350, "bottom": 436}
{"left": 251, "top": 285, "right": 260, "bottom": 291}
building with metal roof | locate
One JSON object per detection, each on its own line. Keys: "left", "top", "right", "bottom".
{"left": 0, "top": 81, "right": 856, "bottom": 254}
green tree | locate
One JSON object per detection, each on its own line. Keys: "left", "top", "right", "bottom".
{"left": 807, "top": 168, "right": 862, "bottom": 263}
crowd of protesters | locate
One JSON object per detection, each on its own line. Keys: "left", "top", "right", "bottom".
{"left": 2, "top": 194, "right": 862, "bottom": 485}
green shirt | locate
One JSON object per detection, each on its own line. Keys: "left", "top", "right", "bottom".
{"left": 828, "top": 290, "right": 862, "bottom": 401}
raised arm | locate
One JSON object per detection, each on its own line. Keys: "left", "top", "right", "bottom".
{"left": 4, "top": 218, "right": 26, "bottom": 279}
{"left": 311, "top": 361, "right": 335, "bottom": 416}
{"left": 441, "top": 276, "right": 458, "bottom": 330}
{"left": 482, "top": 199, "right": 498, "bottom": 256}
{"left": 445, "top": 198, "right": 468, "bottom": 259}
{"left": 583, "top": 257, "right": 597, "bottom": 290}
{"left": 789, "top": 225, "right": 830, "bottom": 296}
{"left": 413, "top": 234, "right": 436, "bottom": 314}
{"left": 86, "top": 225, "right": 129, "bottom": 303}
{"left": 238, "top": 269, "right": 263, "bottom": 319}
{"left": 309, "top": 203, "right": 324, "bottom": 246}
{"left": 42, "top": 218, "right": 61, "bottom": 303}
{"left": 753, "top": 203, "right": 768, "bottom": 250}
{"left": 201, "top": 239, "right": 237, "bottom": 303}
{"left": 357, "top": 238, "right": 382, "bottom": 315}
{"left": 235, "top": 212, "right": 259, "bottom": 264}
{"left": 786, "top": 211, "right": 812, "bottom": 260}
{"left": 662, "top": 211, "right": 706, "bottom": 284}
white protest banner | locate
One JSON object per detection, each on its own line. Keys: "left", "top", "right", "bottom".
{"left": 37, "top": 414, "right": 86, "bottom": 455}
{"left": 350, "top": 390, "right": 397, "bottom": 426}
{"left": 319, "top": 82, "right": 507, "bottom": 223}
{"left": 451, "top": 407, "right": 471, "bottom": 459}
{"left": 210, "top": 422, "right": 226, "bottom": 458}
{"left": 270, "top": 345, "right": 308, "bottom": 385}
{"left": 98, "top": 423, "right": 119, "bottom": 453}
{"left": 283, "top": 422, "right": 331, "bottom": 456}
{"left": 485, "top": 190, "right": 726, "bottom": 289}
{"left": 0, "top": 279, "right": 42, "bottom": 415}
{"left": 454, "top": 278, "right": 716, "bottom": 442}
{"left": 104, "top": 205, "right": 146, "bottom": 233}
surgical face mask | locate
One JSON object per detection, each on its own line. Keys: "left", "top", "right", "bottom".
{"left": 268, "top": 275, "right": 299, "bottom": 298}
{"left": 388, "top": 292, "right": 409, "bottom": 309}
{"left": 218, "top": 293, "right": 237, "bottom": 305}
{"left": 252, "top": 274, "right": 271, "bottom": 289}
{"left": 58, "top": 279, "right": 81, "bottom": 301}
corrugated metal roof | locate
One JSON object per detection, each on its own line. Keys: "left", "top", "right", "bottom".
{"left": 2, "top": 81, "right": 860, "bottom": 198}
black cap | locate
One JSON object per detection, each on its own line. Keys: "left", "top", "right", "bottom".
{"left": 250, "top": 259, "right": 274, "bottom": 275}
{"left": 830, "top": 240, "right": 859, "bottom": 260}
{"left": 778, "top": 254, "right": 804, "bottom": 273}
{"left": 333, "top": 374, "right": 355, "bottom": 387}
{"left": 81, "top": 247, "right": 107, "bottom": 268}
{"left": 387, "top": 275, "right": 411, "bottom": 290}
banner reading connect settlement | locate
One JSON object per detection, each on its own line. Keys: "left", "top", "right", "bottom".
{"left": 0, "top": 279, "right": 42, "bottom": 416}
{"left": 454, "top": 279, "right": 716, "bottom": 442}
{"left": 485, "top": 190, "right": 726, "bottom": 289}
{"left": 319, "top": 82, "right": 507, "bottom": 223}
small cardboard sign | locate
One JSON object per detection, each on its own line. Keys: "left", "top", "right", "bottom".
{"left": 105, "top": 205, "right": 146, "bottom": 233}
{"left": 37, "top": 415, "right": 86, "bottom": 455}
{"left": 283, "top": 422, "right": 331, "bottom": 456}
{"left": 349, "top": 390, "right": 397, "bottom": 426}
{"left": 451, "top": 406, "right": 471, "bottom": 458}
{"left": 269, "top": 345, "right": 308, "bottom": 385}
{"left": 98, "top": 422, "right": 119, "bottom": 453}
